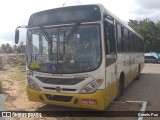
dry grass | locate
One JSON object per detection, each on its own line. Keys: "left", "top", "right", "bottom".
{"left": 0, "top": 65, "right": 38, "bottom": 111}
{"left": 6, "top": 66, "right": 26, "bottom": 81}
{"left": 0, "top": 65, "right": 26, "bottom": 98}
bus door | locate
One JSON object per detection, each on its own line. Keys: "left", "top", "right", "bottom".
{"left": 104, "top": 16, "right": 117, "bottom": 104}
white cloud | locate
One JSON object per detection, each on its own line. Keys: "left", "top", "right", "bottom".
{"left": 1, "top": 0, "right": 160, "bottom": 45}
{"left": 0, "top": 38, "right": 14, "bottom": 45}
{"left": 129, "top": 0, "right": 160, "bottom": 21}
{"left": 134, "top": 0, "right": 160, "bottom": 9}
{"left": 0, "top": 0, "right": 67, "bottom": 45}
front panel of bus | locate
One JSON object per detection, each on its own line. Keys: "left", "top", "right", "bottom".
{"left": 26, "top": 5, "right": 108, "bottom": 110}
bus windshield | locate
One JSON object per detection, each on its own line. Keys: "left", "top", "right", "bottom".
{"left": 27, "top": 24, "right": 101, "bottom": 73}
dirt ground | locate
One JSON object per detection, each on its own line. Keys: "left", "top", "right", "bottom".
{"left": 1, "top": 64, "right": 160, "bottom": 120}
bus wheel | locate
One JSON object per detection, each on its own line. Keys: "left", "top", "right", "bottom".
{"left": 136, "top": 65, "right": 141, "bottom": 80}
{"left": 115, "top": 74, "right": 125, "bottom": 100}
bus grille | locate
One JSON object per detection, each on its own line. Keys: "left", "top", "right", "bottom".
{"left": 37, "top": 77, "right": 85, "bottom": 85}
{"left": 45, "top": 94, "right": 72, "bottom": 102}
{"left": 43, "top": 87, "right": 76, "bottom": 91}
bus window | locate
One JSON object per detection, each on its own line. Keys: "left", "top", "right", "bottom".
{"left": 42, "top": 36, "right": 48, "bottom": 54}
{"left": 128, "top": 31, "right": 131, "bottom": 52}
{"left": 32, "top": 34, "right": 40, "bottom": 53}
{"left": 121, "top": 26, "right": 124, "bottom": 52}
{"left": 116, "top": 24, "right": 123, "bottom": 52}
{"left": 134, "top": 35, "right": 137, "bottom": 52}
{"left": 130, "top": 33, "right": 134, "bottom": 52}
{"left": 123, "top": 28, "right": 129, "bottom": 52}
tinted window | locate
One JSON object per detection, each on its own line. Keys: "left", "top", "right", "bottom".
{"left": 105, "top": 22, "right": 116, "bottom": 54}
{"left": 123, "top": 28, "right": 129, "bottom": 52}
{"left": 116, "top": 24, "right": 123, "bottom": 52}
{"left": 145, "top": 56, "right": 156, "bottom": 59}
{"left": 28, "top": 5, "right": 101, "bottom": 27}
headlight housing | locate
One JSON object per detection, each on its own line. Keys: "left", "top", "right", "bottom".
{"left": 79, "top": 79, "right": 103, "bottom": 93}
{"left": 27, "top": 77, "right": 40, "bottom": 90}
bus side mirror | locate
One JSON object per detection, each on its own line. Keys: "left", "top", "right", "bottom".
{"left": 15, "top": 30, "right": 19, "bottom": 44}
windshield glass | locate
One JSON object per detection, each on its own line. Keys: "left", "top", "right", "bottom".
{"left": 27, "top": 24, "right": 101, "bottom": 73}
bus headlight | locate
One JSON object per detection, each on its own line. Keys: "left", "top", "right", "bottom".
{"left": 79, "top": 79, "right": 103, "bottom": 93}
{"left": 27, "top": 77, "right": 40, "bottom": 90}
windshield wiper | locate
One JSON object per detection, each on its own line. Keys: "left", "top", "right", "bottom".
{"left": 40, "top": 26, "right": 52, "bottom": 42}
{"left": 64, "top": 23, "right": 81, "bottom": 43}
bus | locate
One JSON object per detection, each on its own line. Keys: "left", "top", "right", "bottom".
{"left": 15, "top": 4, "right": 144, "bottom": 110}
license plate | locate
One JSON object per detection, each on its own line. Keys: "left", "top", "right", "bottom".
{"left": 81, "top": 99, "right": 97, "bottom": 105}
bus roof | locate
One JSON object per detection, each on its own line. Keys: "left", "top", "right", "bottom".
{"left": 28, "top": 3, "right": 143, "bottom": 40}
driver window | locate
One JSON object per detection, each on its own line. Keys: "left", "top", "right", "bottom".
{"left": 104, "top": 22, "right": 116, "bottom": 54}
{"left": 104, "top": 20, "right": 116, "bottom": 66}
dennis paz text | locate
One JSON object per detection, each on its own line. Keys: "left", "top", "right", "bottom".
{"left": 138, "top": 112, "right": 159, "bottom": 117}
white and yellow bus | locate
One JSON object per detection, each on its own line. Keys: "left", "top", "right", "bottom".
{"left": 15, "top": 4, "right": 144, "bottom": 110}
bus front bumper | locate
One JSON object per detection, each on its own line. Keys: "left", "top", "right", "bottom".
{"left": 26, "top": 85, "right": 105, "bottom": 110}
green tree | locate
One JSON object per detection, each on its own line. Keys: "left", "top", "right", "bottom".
{"left": 12, "top": 44, "right": 18, "bottom": 53}
{"left": 17, "top": 41, "right": 25, "bottom": 55}
{"left": 1, "top": 44, "right": 7, "bottom": 53}
{"left": 128, "top": 18, "right": 160, "bottom": 52}
{"left": 6, "top": 43, "right": 12, "bottom": 53}
{"left": 155, "top": 21, "right": 160, "bottom": 52}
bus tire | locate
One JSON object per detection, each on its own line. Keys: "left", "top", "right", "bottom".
{"left": 136, "top": 65, "right": 141, "bottom": 80}
{"left": 115, "top": 73, "right": 125, "bottom": 100}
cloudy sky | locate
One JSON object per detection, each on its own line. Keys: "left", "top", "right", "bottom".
{"left": 1, "top": 0, "right": 160, "bottom": 45}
